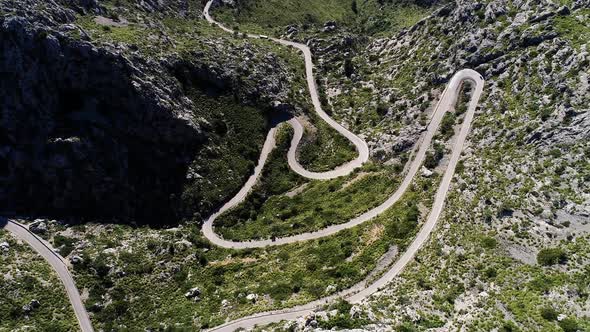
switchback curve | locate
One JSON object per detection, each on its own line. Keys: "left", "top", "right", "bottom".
{"left": 203, "top": 2, "right": 485, "bottom": 330}
{"left": 204, "top": 0, "right": 369, "bottom": 181}
{"left": 204, "top": 69, "right": 484, "bottom": 332}
{"left": 199, "top": 28, "right": 484, "bottom": 248}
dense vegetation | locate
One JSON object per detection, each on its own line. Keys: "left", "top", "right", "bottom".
{"left": 180, "top": 91, "right": 268, "bottom": 221}
{"left": 216, "top": 127, "right": 397, "bottom": 240}
{"left": 0, "top": 230, "right": 78, "bottom": 331}
{"left": 216, "top": 0, "right": 443, "bottom": 36}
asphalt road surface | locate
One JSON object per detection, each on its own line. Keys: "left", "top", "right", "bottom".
{"left": 203, "top": 1, "right": 485, "bottom": 330}
{"left": 1, "top": 3, "right": 485, "bottom": 331}
{"left": 2, "top": 219, "right": 94, "bottom": 332}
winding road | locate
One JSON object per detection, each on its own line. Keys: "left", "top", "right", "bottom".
{"left": 203, "top": 1, "right": 484, "bottom": 330}
{"left": 204, "top": 0, "right": 369, "bottom": 181}
{"left": 1, "top": 2, "right": 484, "bottom": 332}
{"left": 202, "top": 0, "right": 484, "bottom": 251}
{"left": 1, "top": 218, "right": 94, "bottom": 332}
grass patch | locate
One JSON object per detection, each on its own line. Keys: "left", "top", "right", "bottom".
{"left": 554, "top": 9, "right": 590, "bottom": 51}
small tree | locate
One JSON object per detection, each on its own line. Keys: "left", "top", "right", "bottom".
{"left": 481, "top": 236, "right": 497, "bottom": 249}
{"left": 424, "top": 143, "right": 444, "bottom": 169}
{"left": 540, "top": 306, "right": 558, "bottom": 321}
{"left": 537, "top": 248, "right": 567, "bottom": 266}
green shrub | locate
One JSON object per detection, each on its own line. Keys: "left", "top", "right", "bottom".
{"left": 440, "top": 112, "right": 457, "bottom": 139}
{"left": 558, "top": 318, "right": 579, "bottom": 332}
{"left": 53, "top": 235, "right": 77, "bottom": 257}
{"left": 481, "top": 236, "right": 497, "bottom": 249}
{"left": 376, "top": 102, "right": 389, "bottom": 116}
{"left": 397, "top": 322, "right": 418, "bottom": 332}
{"left": 484, "top": 266, "right": 497, "bottom": 279}
{"left": 424, "top": 143, "right": 444, "bottom": 169}
{"left": 417, "top": 313, "right": 445, "bottom": 328}
{"left": 320, "top": 299, "right": 367, "bottom": 329}
{"left": 537, "top": 248, "right": 567, "bottom": 266}
{"left": 540, "top": 306, "right": 558, "bottom": 321}
{"left": 499, "top": 320, "right": 517, "bottom": 332}
{"left": 266, "top": 283, "right": 292, "bottom": 301}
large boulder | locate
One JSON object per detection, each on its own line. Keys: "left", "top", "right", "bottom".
{"left": 0, "top": 241, "right": 9, "bottom": 252}
{"left": 29, "top": 220, "right": 48, "bottom": 234}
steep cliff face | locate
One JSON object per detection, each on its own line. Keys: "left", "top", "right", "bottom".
{"left": 0, "top": 0, "right": 293, "bottom": 224}
{"left": 0, "top": 14, "right": 202, "bottom": 222}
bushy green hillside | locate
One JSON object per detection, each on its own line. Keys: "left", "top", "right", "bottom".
{"left": 0, "top": 231, "right": 78, "bottom": 331}
{"left": 215, "top": 127, "right": 397, "bottom": 240}
{"left": 216, "top": 0, "right": 443, "bottom": 35}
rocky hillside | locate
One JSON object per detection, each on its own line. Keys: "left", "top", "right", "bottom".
{"left": 0, "top": 0, "right": 296, "bottom": 224}
{"left": 346, "top": 0, "right": 590, "bottom": 240}
{"left": 215, "top": 0, "right": 588, "bottom": 329}
{"left": 300, "top": 0, "right": 589, "bottom": 329}
{"left": 1, "top": 0, "right": 588, "bottom": 330}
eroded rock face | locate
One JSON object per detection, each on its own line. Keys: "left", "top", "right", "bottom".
{"left": 0, "top": 15, "right": 205, "bottom": 223}
{"left": 0, "top": 0, "right": 294, "bottom": 225}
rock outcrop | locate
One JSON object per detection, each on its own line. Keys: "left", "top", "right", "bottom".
{"left": 0, "top": 12, "right": 204, "bottom": 223}
{"left": 0, "top": 0, "right": 294, "bottom": 224}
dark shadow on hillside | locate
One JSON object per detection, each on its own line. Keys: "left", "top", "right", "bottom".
{"left": 0, "top": 17, "right": 204, "bottom": 227}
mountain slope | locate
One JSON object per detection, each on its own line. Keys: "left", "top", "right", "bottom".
{"left": 0, "top": 0, "right": 296, "bottom": 225}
